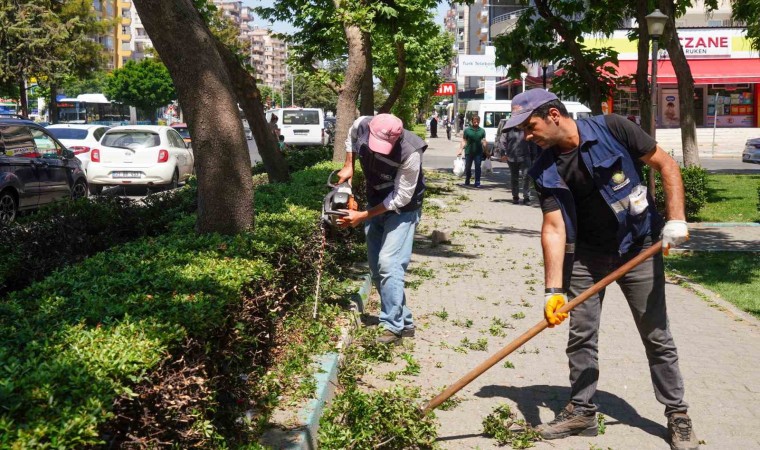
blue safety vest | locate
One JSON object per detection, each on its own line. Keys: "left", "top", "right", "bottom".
{"left": 528, "top": 116, "right": 663, "bottom": 286}
{"left": 355, "top": 117, "right": 427, "bottom": 212}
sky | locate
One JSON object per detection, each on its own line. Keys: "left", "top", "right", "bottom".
{"left": 243, "top": 0, "right": 450, "bottom": 35}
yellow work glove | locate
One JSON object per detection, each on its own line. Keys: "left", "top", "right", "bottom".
{"left": 544, "top": 292, "right": 569, "bottom": 327}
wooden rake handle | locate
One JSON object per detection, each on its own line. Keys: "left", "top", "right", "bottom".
{"left": 422, "top": 241, "right": 663, "bottom": 415}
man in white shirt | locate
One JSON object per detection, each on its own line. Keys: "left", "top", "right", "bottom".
{"left": 336, "top": 114, "right": 427, "bottom": 344}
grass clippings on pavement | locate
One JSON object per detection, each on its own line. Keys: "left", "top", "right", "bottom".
{"left": 665, "top": 251, "right": 760, "bottom": 318}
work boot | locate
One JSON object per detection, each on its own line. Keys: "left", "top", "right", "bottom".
{"left": 668, "top": 412, "right": 699, "bottom": 450}
{"left": 536, "top": 404, "right": 598, "bottom": 440}
{"left": 376, "top": 329, "right": 402, "bottom": 345}
{"left": 401, "top": 325, "right": 415, "bottom": 338}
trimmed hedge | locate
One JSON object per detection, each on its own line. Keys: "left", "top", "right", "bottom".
{"left": 0, "top": 162, "right": 362, "bottom": 448}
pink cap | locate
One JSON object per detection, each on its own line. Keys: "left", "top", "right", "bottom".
{"left": 368, "top": 114, "right": 403, "bottom": 155}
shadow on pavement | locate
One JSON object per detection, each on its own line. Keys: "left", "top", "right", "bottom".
{"left": 475, "top": 384, "right": 668, "bottom": 441}
{"left": 682, "top": 227, "right": 760, "bottom": 251}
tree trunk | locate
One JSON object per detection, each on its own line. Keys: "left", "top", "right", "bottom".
{"left": 133, "top": 0, "right": 253, "bottom": 234}
{"left": 213, "top": 38, "right": 290, "bottom": 183}
{"left": 49, "top": 84, "right": 58, "bottom": 124}
{"left": 359, "top": 31, "right": 374, "bottom": 116}
{"left": 533, "top": 0, "right": 606, "bottom": 114}
{"left": 378, "top": 40, "right": 406, "bottom": 114}
{"left": 332, "top": 20, "right": 366, "bottom": 163}
{"left": 659, "top": 0, "right": 700, "bottom": 167}
{"left": 634, "top": 0, "right": 652, "bottom": 136}
{"left": 18, "top": 78, "right": 28, "bottom": 118}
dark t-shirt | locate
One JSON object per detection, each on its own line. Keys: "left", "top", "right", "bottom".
{"left": 538, "top": 114, "right": 656, "bottom": 251}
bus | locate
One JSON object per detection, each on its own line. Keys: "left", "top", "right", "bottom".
{"left": 56, "top": 93, "right": 131, "bottom": 125}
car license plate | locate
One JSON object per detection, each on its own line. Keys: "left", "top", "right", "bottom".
{"left": 112, "top": 171, "right": 141, "bottom": 179}
{"left": 293, "top": 130, "right": 309, "bottom": 135}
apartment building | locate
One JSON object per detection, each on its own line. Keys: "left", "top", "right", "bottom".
{"left": 244, "top": 27, "right": 288, "bottom": 90}
{"left": 93, "top": 0, "right": 133, "bottom": 70}
{"left": 129, "top": 3, "right": 152, "bottom": 60}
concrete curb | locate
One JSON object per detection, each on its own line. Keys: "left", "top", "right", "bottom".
{"left": 260, "top": 274, "right": 371, "bottom": 450}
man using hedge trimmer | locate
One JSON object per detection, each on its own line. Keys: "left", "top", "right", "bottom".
{"left": 335, "top": 114, "right": 427, "bottom": 345}
{"left": 501, "top": 89, "right": 696, "bottom": 450}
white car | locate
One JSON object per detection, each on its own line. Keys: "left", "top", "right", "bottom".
{"left": 46, "top": 124, "right": 110, "bottom": 174}
{"left": 87, "top": 125, "right": 194, "bottom": 195}
{"left": 742, "top": 137, "right": 760, "bottom": 164}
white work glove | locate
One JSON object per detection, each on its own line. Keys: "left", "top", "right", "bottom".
{"left": 662, "top": 220, "right": 689, "bottom": 255}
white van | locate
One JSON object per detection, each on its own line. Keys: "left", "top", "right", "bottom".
{"left": 265, "top": 107, "right": 328, "bottom": 147}
{"left": 464, "top": 99, "right": 592, "bottom": 150}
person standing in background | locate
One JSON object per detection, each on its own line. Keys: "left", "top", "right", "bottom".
{"left": 457, "top": 115, "right": 487, "bottom": 187}
{"left": 498, "top": 126, "right": 538, "bottom": 204}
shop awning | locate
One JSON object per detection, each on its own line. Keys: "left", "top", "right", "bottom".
{"left": 615, "top": 59, "right": 760, "bottom": 84}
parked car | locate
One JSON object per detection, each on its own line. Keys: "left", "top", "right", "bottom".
{"left": 742, "top": 137, "right": 760, "bottom": 164}
{"left": 46, "top": 124, "right": 109, "bottom": 174}
{"left": 265, "top": 108, "right": 328, "bottom": 147}
{"left": 170, "top": 122, "right": 192, "bottom": 146}
{"left": 0, "top": 118, "right": 88, "bottom": 224}
{"left": 87, "top": 125, "right": 194, "bottom": 195}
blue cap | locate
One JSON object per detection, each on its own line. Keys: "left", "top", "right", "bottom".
{"left": 504, "top": 88, "right": 559, "bottom": 129}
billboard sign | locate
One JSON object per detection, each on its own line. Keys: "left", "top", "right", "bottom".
{"left": 434, "top": 83, "right": 456, "bottom": 96}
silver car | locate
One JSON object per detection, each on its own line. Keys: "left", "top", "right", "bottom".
{"left": 742, "top": 137, "right": 760, "bottom": 164}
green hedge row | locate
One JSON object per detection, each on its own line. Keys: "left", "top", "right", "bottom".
{"left": 0, "top": 162, "right": 357, "bottom": 448}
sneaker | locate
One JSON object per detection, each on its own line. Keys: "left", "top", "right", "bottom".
{"left": 512, "top": 197, "right": 520, "bottom": 204}
{"left": 401, "top": 326, "right": 415, "bottom": 338}
{"left": 522, "top": 198, "right": 531, "bottom": 205}
{"left": 376, "top": 329, "right": 402, "bottom": 345}
{"left": 536, "top": 404, "right": 598, "bottom": 440}
{"left": 474, "top": 183, "right": 481, "bottom": 188}
{"left": 668, "top": 412, "right": 699, "bottom": 450}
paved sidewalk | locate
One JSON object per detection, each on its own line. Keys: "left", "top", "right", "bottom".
{"left": 358, "top": 137, "right": 760, "bottom": 449}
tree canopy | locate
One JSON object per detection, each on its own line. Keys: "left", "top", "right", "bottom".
{"left": 105, "top": 59, "right": 177, "bottom": 122}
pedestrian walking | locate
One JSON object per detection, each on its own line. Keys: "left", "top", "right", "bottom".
{"left": 457, "top": 115, "right": 487, "bottom": 187}
{"left": 502, "top": 89, "right": 697, "bottom": 450}
{"left": 497, "top": 126, "right": 538, "bottom": 204}
{"left": 336, "top": 114, "right": 427, "bottom": 345}
{"left": 430, "top": 114, "right": 438, "bottom": 138}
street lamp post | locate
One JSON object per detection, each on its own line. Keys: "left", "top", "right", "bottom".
{"left": 645, "top": 9, "right": 668, "bottom": 194}
{"left": 520, "top": 72, "right": 527, "bottom": 92}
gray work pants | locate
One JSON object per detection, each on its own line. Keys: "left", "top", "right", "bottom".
{"left": 508, "top": 160, "right": 531, "bottom": 200}
{"left": 567, "top": 243, "right": 688, "bottom": 416}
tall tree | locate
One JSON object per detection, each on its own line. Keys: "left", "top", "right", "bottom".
{"left": 195, "top": 0, "right": 289, "bottom": 183}
{"left": 732, "top": 0, "right": 760, "bottom": 49}
{"left": 257, "top": 0, "right": 443, "bottom": 162}
{"left": 0, "top": 0, "right": 107, "bottom": 118}
{"left": 132, "top": 0, "right": 254, "bottom": 234}
{"left": 657, "top": 0, "right": 700, "bottom": 167}
{"left": 493, "top": 0, "right": 629, "bottom": 114}
{"left": 104, "top": 59, "right": 177, "bottom": 123}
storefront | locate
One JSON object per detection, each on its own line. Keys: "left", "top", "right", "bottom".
{"left": 591, "top": 28, "right": 760, "bottom": 128}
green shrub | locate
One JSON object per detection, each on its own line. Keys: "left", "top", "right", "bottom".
{"left": 251, "top": 145, "right": 332, "bottom": 176}
{"left": 643, "top": 165, "right": 708, "bottom": 221}
{"left": 0, "top": 162, "right": 365, "bottom": 448}
{"left": 318, "top": 386, "right": 438, "bottom": 449}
